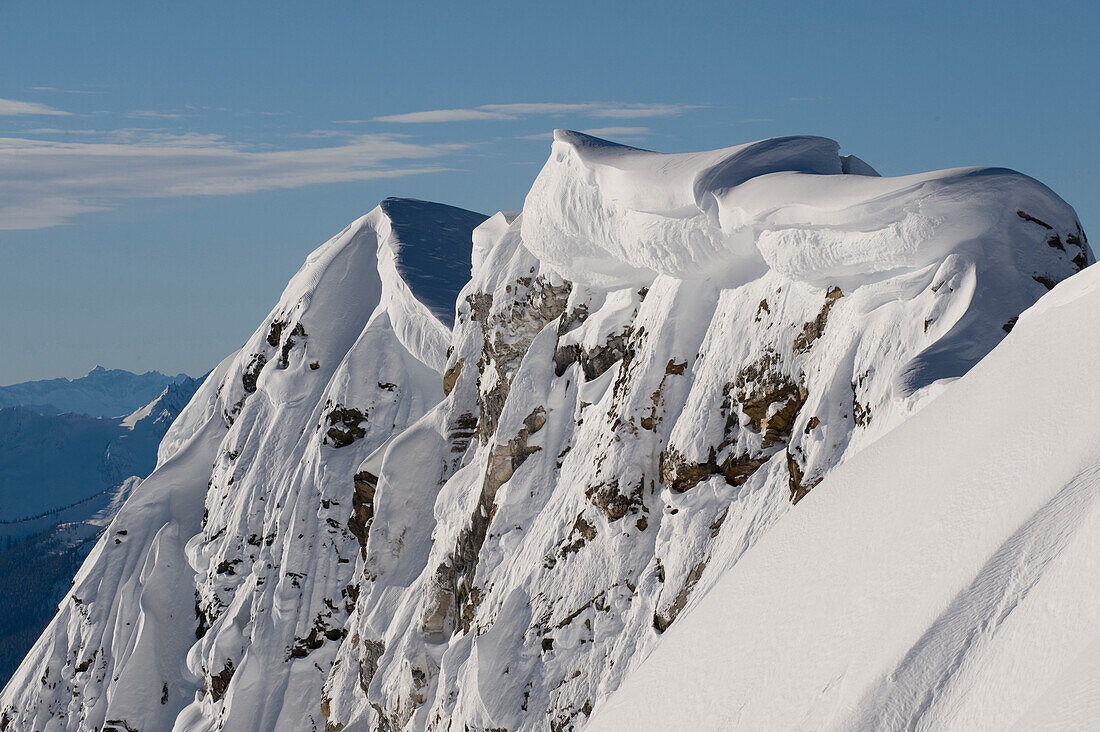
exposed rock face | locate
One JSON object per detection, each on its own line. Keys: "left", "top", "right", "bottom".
{"left": 325, "top": 405, "right": 369, "bottom": 448}
{"left": 2, "top": 134, "right": 1092, "bottom": 732}
{"left": 793, "top": 286, "right": 843, "bottom": 353}
{"left": 425, "top": 404, "right": 548, "bottom": 640}
{"left": 347, "top": 470, "right": 378, "bottom": 560}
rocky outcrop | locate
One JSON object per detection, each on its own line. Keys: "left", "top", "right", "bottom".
{"left": 426, "top": 405, "right": 548, "bottom": 638}
{"left": 470, "top": 275, "right": 571, "bottom": 443}
{"left": 325, "top": 405, "right": 369, "bottom": 448}
{"left": 347, "top": 470, "right": 377, "bottom": 560}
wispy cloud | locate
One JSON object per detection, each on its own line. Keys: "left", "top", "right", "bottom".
{"left": 519, "top": 126, "right": 653, "bottom": 141}
{"left": 0, "top": 130, "right": 463, "bottom": 230}
{"left": 373, "top": 108, "right": 513, "bottom": 123}
{"left": 125, "top": 109, "right": 190, "bottom": 119}
{"left": 29, "top": 86, "right": 107, "bottom": 95}
{"left": 0, "top": 97, "right": 71, "bottom": 116}
{"left": 287, "top": 129, "right": 361, "bottom": 139}
{"left": 373, "top": 102, "right": 700, "bottom": 124}
{"left": 20, "top": 129, "right": 226, "bottom": 144}
{"left": 572, "top": 126, "right": 653, "bottom": 138}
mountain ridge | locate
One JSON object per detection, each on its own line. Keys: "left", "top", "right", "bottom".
{"left": 0, "top": 366, "right": 193, "bottom": 419}
{"left": 0, "top": 134, "right": 1092, "bottom": 732}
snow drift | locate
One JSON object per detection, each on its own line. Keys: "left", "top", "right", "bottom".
{"left": 0, "top": 132, "right": 1091, "bottom": 732}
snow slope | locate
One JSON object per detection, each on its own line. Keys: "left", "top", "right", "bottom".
{"left": 1, "top": 133, "right": 1091, "bottom": 732}
{"left": 0, "top": 366, "right": 191, "bottom": 418}
{"left": 591, "top": 261, "right": 1100, "bottom": 731}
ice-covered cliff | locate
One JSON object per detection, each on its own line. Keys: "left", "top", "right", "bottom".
{"left": 0, "top": 133, "right": 1091, "bottom": 732}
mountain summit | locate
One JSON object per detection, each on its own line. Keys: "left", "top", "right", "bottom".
{"left": 1, "top": 135, "right": 1092, "bottom": 731}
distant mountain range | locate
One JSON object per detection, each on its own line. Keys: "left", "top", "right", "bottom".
{"left": 0, "top": 365, "right": 191, "bottom": 419}
{"left": 0, "top": 368, "right": 202, "bottom": 686}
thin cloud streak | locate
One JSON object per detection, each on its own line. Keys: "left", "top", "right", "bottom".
{"left": 0, "top": 97, "right": 71, "bottom": 116}
{"left": 125, "top": 110, "right": 190, "bottom": 119}
{"left": 373, "top": 109, "right": 513, "bottom": 123}
{"left": 373, "top": 102, "right": 701, "bottom": 123}
{"left": 29, "top": 86, "right": 108, "bottom": 95}
{"left": 0, "top": 132, "right": 463, "bottom": 230}
{"left": 574, "top": 126, "right": 653, "bottom": 138}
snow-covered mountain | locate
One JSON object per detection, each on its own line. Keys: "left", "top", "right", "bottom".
{"left": 0, "top": 366, "right": 192, "bottom": 419}
{"left": 0, "top": 134, "right": 1091, "bottom": 732}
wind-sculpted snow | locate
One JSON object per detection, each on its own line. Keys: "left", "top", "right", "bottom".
{"left": 521, "top": 132, "right": 847, "bottom": 288}
{"left": 1, "top": 133, "right": 1091, "bottom": 732}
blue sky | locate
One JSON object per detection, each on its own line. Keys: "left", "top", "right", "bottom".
{"left": 1, "top": 0, "right": 1096, "bottom": 384}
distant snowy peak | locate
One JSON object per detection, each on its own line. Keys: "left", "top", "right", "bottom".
{"left": 0, "top": 374, "right": 200, "bottom": 529}
{"left": 0, "top": 366, "right": 192, "bottom": 418}
{"left": 120, "top": 375, "right": 203, "bottom": 430}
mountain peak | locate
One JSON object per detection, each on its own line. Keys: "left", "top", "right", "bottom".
{"left": 378, "top": 198, "right": 488, "bottom": 328}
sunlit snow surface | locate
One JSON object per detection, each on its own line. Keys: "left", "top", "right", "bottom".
{"left": 592, "top": 263, "right": 1100, "bottom": 731}
{"left": 0, "top": 133, "right": 1092, "bottom": 732}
